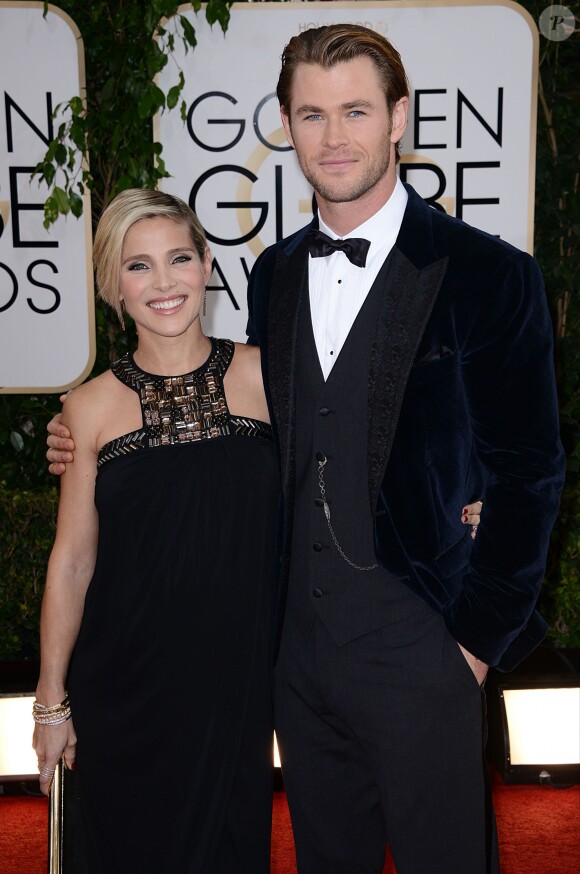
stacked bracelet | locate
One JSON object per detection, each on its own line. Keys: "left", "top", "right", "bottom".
{"left": 32, "top": 695, "right": 71, "bottom": 726}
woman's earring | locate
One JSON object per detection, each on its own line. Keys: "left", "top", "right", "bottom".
{"left": 119, "top": 301, "right": 126, "bottom": 331}
{"left": 203, "top": 288, "right": 207, "bottom": 317}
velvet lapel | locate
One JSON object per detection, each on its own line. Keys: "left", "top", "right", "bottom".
{"left": 267, "top": 232, "right": 310, "bottom": 496}
{"left": 367, "top": 244, "right": 448, "bottom": 512}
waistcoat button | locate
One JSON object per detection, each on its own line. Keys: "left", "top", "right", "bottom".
{"left": 313, "top": 542, "right": 323, "bottom": 552}
{"left": 314, "top": 498, "right": 324, "bottom": 507}
{"left": 319, "top": 407, "right": 331, "bottom": 416}
{"left": 312, "top": 588, "right": 323, "bottom": 598}
{"left": 316, "top": 451, "right": 326, "bottom": 462}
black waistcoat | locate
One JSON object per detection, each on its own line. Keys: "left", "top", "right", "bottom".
{"left": 288, "top": 256, "right": 410, "bottom": 645}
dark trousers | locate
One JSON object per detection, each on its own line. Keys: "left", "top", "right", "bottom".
{"left": 274, "top": 590, "right": 499, "bottom": 874}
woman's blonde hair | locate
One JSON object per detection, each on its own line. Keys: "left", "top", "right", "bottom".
{"left": 93, "top": 189, "right": 207, "bottom": 322}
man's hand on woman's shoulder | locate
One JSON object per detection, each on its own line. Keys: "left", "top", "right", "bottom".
{"left": 47, "top": 394, "right": 74, "bottom": 475}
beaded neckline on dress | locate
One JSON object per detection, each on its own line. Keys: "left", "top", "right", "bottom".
{"left": 97, "top": 338, "right": 271, "bottom": 469}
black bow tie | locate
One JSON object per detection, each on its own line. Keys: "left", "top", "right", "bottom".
{"left": 307, "top": 229, "right": 370, "bottom": 268}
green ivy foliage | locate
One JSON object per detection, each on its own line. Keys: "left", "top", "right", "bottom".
{"left": 0, "top": 489, "right": 58, "bottom": 660}
{"left": 0, "top": 396, "right": 61, "bottom": 490}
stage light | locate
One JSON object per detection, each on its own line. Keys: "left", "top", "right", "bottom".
{"left": 0, "top": 692, "right": 38, "bottom": 781}
{"left": 496, "top": 681, "right": 580, "bottom": 784}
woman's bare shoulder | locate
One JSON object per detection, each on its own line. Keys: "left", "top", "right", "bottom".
{"left": 61, "top": 370, "right": 125, "bottom": 434}
{"left": 63, "top": 370, "right": 117, "bottom": 410}
{"left": 231, "top": 341, "right": 261, "bottom": 369}
{"left": 225, "top": 342, "right": 269, "bottom": 422}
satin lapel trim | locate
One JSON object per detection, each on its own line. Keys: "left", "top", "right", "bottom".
{"left": 368, "top": 248, "right": 448, "bottom": 509}
{"left": 267, "top": 238, "right": 309, "bottom": 492}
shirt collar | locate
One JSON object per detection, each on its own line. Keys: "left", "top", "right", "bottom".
{"left": 318, "top": 177, "right": 408, "bottom": 250}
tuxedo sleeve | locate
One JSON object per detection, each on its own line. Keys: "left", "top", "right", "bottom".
{"left": 445, "top": 250, "right": 565, "bottom": 669}
{"left": 246, "top": 248, "right": 272, "bottom": 346}
{"left": 246, "top": 266, "right": 259, "bottom": 346}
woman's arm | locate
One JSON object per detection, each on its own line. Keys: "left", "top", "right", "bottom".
{"left": 33, "top": 387, "right": 100, "bottom": 794}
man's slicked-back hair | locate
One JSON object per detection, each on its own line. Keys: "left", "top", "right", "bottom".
{"left": 277, "top": 23, "right": 409, "bottom": 114}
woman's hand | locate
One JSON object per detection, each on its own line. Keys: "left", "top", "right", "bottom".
{"left": 32, "top": 717, "right": 77, "bottom": 795}
{"left": 462, "top": 501, "right": 483, "bottom": 539}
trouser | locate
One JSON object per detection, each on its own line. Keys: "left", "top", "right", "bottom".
{"left": 274, "top": 601, "right": 500, "bottom": 874}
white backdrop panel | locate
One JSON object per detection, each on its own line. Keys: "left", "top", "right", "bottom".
{"left": 0, "top": 2, "right": 94, "bottom": 393}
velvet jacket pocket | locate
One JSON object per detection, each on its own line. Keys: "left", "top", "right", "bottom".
{"left": 407, "top": 351, "right": 458, "bottom": 386}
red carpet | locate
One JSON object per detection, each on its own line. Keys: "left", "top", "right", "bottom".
{"left": 1, "top": 785, "right": 579, "bottom": 873}
{"left": 0, "top": 796, "right": 48, "bottom": 874}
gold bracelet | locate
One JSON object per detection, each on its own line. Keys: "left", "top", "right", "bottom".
{"left": 33, "top": 695, "right": 71, "bottom": 726}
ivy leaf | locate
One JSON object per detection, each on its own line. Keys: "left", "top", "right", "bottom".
{"left": 69, "top": 118, "right": 86, "bottom": 152}
{"left": 137, "top": 91, "right": 153, "bottom": 120}
{"left": 43, "top": 194, "right": 59, "bottom": 228}
{"left": 205, "top": 1, "right": 219, "bottom": 26}
{"left": 45, "top": 140, "right": 57, "bottom": 162}
{"left": 53, "top": 187, "right": 71, "bottom": 215}
{"left": 10, "top": 432, "right": 24, "bottom": 453}
{"left": 166, "top": 73, "right": 185, "bottom": 110}
{"left": 127, "top": 157, "right": 141, "bottom": 180}
{"left": 138, "top": 83, "right": 166, "bottom": 119}
{"left": 156, "top": 156, "right": 168, "bottom": 177}
{"left": 70, "top": 192, "right": 84, "bottom": 218}
{"left": 180, "top": 15, "right": 197, "bottom": 50}
{"left": 166, "top": 85, "right": 180, "bottom": 111}
{"left": 115, "top": 174, "right": 134, "bottom": 192}
{"left": 43, "top": 163, "right": 56, "bottom": 186}
{"left": 156, "top": 52, "right": 169, "bottom": 72}
{"left": 55, "top": 144, "right": 67, "bottom": 166}
{"left": 101, "top": 77, "right": 117, "bottom": 104}
{"left": 69, "top": 96, "right": 83, "bottom": 115}
{"left": 205, "top": 0, "right": 231, "bottom": 31}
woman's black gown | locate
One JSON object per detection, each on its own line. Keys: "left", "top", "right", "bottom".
{"left": 67, "top": 339, "right": 280, "bottom": 873}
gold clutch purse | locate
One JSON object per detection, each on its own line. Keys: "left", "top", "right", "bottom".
{"left": 48, "top": 759, "right": 89, "bottom": 874}
{"left": 49, "top": 759, "right": 64, "bottom": 874}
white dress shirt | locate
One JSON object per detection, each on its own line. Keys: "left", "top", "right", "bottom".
{"left": 309, "top": 177, "right": 408, "bottom": 379}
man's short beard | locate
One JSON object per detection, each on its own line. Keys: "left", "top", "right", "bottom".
{"left": 296, "top": 144, "right": 392, "bottom": 206}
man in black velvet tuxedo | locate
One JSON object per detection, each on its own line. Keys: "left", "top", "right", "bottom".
{"left": 245, "top": 24, "right": 565, "bottom": 874}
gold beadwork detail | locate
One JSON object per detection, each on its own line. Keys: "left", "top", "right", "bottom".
{"left": 124, "top": 340, "right": 232, "bottom": 447}
{"left": 140, "top": 372, "right": 229, "bottom": 446}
